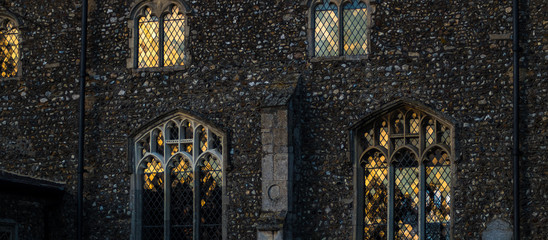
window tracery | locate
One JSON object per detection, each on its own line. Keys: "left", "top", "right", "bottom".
{"left": 133, "top": 114, "right": 224, "bottom": 240}
{"left": 355, "top": 105, "right": 453, "bottom": 240}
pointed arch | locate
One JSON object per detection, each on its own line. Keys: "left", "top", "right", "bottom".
{"left": 352, "top": 100, "right": 454, "bottom": 240}
{"left": 130, "top": 111, "right": 226, "bottom": 240}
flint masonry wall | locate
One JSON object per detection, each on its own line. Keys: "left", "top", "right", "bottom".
{"left": 0, "top": 0, "right": 546, "bottom": 239}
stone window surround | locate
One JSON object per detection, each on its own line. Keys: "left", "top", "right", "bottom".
{"left": 128, "top": 111, "right": 228, "bottom": 240}
{"left": 0, "top": 219, "right": 17, "bottom": 240}
{"left": 127, "top": 0, "right": 192, "bottom": 72}
{"left": 0, "top": 12, "right": 22, "bottom": 80}
{"left": 306, "top": 0, "right": 375, "bottom": 62}
{"left": 350, "top": 100, "right": 457, "bottom": 240}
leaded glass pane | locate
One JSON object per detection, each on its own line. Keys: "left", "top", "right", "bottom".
{"left": 171, "top": 156, "right": 194, "bottom": 240}
{"left": 199, "top": 155, "right": 222, "bottom": 239}
{"left": 155, "top": 130, "right": 165, "bottom": 156}
{"left": 438, "top": 124, "right": 451, "bottom": 146}
{"left": 167, "top": 121, "right": 179, "bottom": 140}
{"left": 138, "top": 8, "right": 159, "bottom": 68}
{"left": 361, "top": 150, "right": 388, "bottom": 240}
{"left": 138, "top": 136, "right": 150, "bottom": 158}
{"left": 407, "top": 137, "right": 419, "bottom": 148}
{"left": 392, "top": 138, "right": 404, "bottom": 149}
{"left": 314, "top": 1, "right": 339, "bottom": 57}
{"left": 164, "top": 6, "right": 185, "bottom": 67}
{"left": 425, "top": 148, "right": 451, "bottom": 240}
{"left": 343, "top": 0, "right": 368, "bottom": 55}
{"left": 425, "top": 119, "right": 435, "bottom": 147}
{"left": 393, "top": 150, "right": 419, "bottom": 240}
{"left": 408, "top": 112, "right": 420, "bottom": 134}
{"left": 0, "top": 20, "right": 18, "bottom": 78}
{"left": 392, "top": 112, "right": 404, "bottom": 134}
{"left": 379, "top": 121, "right": 389, "bottom": 149}
{"left": 210, "top": 132, "right": 222, "bottom": 153}
{"left": 142, "top": 158, "right": 164, "bottom": 240}
{"left": 199, "top": 127, "right": 208, "bottom": 154}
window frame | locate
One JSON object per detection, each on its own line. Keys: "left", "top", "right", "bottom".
{"left": 128, "top": 0, "right": 191, "bottom": 72}
{"left": 0, "top": 13, "right": 22, "bottom": 80}
{"left": 307, "top": 0, "right": 375, "bottom": 61}
{"left": 351, "top": 102, "right": 456, "bottom": 240}
{"left": 129, "top": 111, "right": 227, "bottom": 240}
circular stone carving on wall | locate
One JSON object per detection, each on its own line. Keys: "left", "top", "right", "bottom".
{"left": 268, "top": 184, "right": 281, "bottom": 201}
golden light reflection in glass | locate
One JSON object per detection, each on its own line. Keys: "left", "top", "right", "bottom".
{"left": 315, "top": 2, "right": 339, "bottom": 57}
{"left": 379, "top": 121, "right": 388, "bottom": 149}
{"left": 164, "top": 6, "right": 185, "bottom": 66}
{"left": 143, "top": 158, "right": 164, "bottom": 191}
{"left": 138, "top": 8, "right": 159, "bottom": 68}
{"left": 362, "top": 150, "right": 387, "bottom": 239}
{"left": 343, "top": 0, "right": 368, "bottom": 55}
{"left": 0, "top": 20, "right": 19, "bottom": 78}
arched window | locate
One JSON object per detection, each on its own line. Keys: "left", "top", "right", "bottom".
{"left": 131, "top": 1, "right": 189, "bottom": 69}
{"left": 0, "top": 15, "right": 20, "bottom": 78}
{"left": 354, "top": 104, "right": 453, "bottom": 240}
{"left": 310, "top": 0, "right": 370, "bottom": 58}
{"left": 133, "top": 113, "right": 225, "bottom": 240}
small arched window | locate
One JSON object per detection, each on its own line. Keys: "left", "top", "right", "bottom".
{"left": 353, "top": 104, "right": 453, "bottom": 240}
{"left": 0, "top": 15, "right": 20, "bottom": 78}
{"left": 132, "top": 113, "right": 225, "bottom": 240}
{"left": 131, "top": 1, "right": 189, "bottom": 69}
{"left": 311, "top": 0, "right": 370, "bottom": 58}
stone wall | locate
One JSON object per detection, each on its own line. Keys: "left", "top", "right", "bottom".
{"left": 0, "top": 0, "right": 546, "bottom": 239}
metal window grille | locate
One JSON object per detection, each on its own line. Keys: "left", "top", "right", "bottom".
{"left": 358, "top": 107, "right": 452, "bottom": 240}
{"left": 0, "top": 19, "right": 19, "bottom": 78}
{"left": 312, "top": 0, "right": 369, "bottom": 57}
{"left": 135, "top": 116, "right": 224, "bottom": 240}
{"left": 137, "top": 5, "right": 185, "bottom": 68}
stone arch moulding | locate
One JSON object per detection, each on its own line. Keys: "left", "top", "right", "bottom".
{"left": 129, "top": 0, "right": 191, "bottom": 19}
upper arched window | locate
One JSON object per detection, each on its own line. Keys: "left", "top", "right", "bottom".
{"left": 132, "top": 113, "right": 225, "bottom": 240}
{"left": 310, "top": 0, "right": 370, "bottom": 58}
{"left": 0, "top": 15, "right": 20, "bottom": 78}
{"left": 131, "top": 1, "right": 189, "bottom": 69}
{"left": 353, "top": 104, "right": 453, "bottom": 240}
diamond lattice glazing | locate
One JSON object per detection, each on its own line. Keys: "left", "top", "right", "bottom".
{"left": 199, "top": 155, "right": 222, "bottom": 239}
{"left": 164, "top": 6, "right": 185, "bottom": 67}
{"left": 315, "top": 2, "right": 339, "bottom": 57}
{"left": 171, "top": 156, "right": 194, "bottom": 240}
{"left": 138, "top": 8, "right": 159, "bottom": 68}
{"left": 425, "top": 148, "right": 451, "bottom": 240}
{"left": 343, "top": 0, "right": 368, "bottom": 55}
{"left": 394, "top": 150, "right": 419, "bottom": 240}
{"left": 362, "top": 150, "right": 388, "bottom": 240}
{"left": 0, "top": 21, "right": 18, "bottom": 78}
{"left": 142, "top": 158, "right": 164, "bottom": 240}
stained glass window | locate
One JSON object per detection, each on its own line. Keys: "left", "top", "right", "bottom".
{"left": 0, "top": 18, "right": 19, "bottom": 78}
{"left": 136, "top": 4, "right": 186, "bottom": 68}
{"left": 135, "top": 115, "right": 224, "bottom": 240}
{"left": 357, "top": 106, "right": 452, "bottom": 240}
{"left": 312, "top": 0, "right": 369, "bottom": 57}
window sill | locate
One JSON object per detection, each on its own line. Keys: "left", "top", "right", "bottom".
{"left": 131, "top": 64, "right": 189, "bottom": 73}
{"left": 310, "top": 54, "right": 370, "bottom": 62}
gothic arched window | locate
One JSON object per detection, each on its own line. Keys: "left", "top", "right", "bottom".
{"left": 0, "top": 15, "right": 20, "bottom": 78}
{"left": 133, "top": 113, "right": 225, "bottom": 240}
{"left": 311, "top": 0, "right": 370, "bottom": 58}
{"left": 131, "top": 1, "right": 189, "bottom": 69}
{"left": 353, "top": 104, "right": 453, "bottom": 240}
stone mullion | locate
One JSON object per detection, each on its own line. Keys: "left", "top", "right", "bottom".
{"left": 159, "top": 16, "right": 165, "bottom": 67}
{"left": 338, "top": 4, "right": 344, "bottom": 57}
{"left": 164, "top": 164, "right": 172, "bottom": 240}
{"left": 193, "top": 126, "right": 200, "bottom": 240}
{"left": 388, "top": 164, "right": 395, "bottom": 240}
{"left": 419, "top": 162, "right": 426, "bottom": 240}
